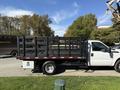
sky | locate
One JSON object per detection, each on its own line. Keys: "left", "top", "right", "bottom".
{"left": 0, "top": 0, "right": 112, "bottom": 36}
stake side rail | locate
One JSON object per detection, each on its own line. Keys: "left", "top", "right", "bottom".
{"left": 17, "top": 36, "right": 88, "bottom": 61}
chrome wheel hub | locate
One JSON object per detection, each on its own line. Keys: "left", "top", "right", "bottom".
{"left": 45, "top": 64, "right": 54, "bottom": 73}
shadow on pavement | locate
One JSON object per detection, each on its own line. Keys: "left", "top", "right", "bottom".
{"left": 55, "top": 66, "right": 114, "bottom": 74}
{"left": 0, "top": 55, "right": 15, "bottom": 59}
{"left": 25, "top": 66, "right": 115, "bottom": 75}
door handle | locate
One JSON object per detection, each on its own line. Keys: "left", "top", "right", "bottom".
{"left": 91, "top": 53, "right": 94, "bottom": 56}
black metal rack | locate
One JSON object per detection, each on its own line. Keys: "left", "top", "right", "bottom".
{"left": 17, "top": 36, "right": 88, "bottom": 59}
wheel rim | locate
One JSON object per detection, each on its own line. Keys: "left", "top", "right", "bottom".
{"left": 11, "top": 51, "right": 17, "bottom": 56}
{"left": 13, "top": 52, "right": 17, "bottom": 56}
{"left": 45, "top": 64, "right": 55, "bottom": 74}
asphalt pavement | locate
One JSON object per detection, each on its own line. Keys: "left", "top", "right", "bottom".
{"left": 0, "top": 57, "right": 120, "bottom": 77}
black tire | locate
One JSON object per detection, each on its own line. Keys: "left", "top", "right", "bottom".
{"left": 42, "top": 61, "right": 56, "bottom": 75}
{"left": 10, "top": 50, "right": 17, "bottom": 56}
{"left": 114, "top": 60, "right": 120, "bottom": 73}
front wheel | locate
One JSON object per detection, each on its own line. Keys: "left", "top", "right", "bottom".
{"left": 114, "top": 60, "right": 120, "bottom": 73}
{"left": 42, "top": 61, "right": 56, "bottom": 75}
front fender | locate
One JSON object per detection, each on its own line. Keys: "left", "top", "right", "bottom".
{"left": 112, "top": 52, "right": 120, "bottom": 66}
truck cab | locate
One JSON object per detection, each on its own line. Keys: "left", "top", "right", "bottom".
{"left": 88, "top": 40, "right": 120, "bottom": 71}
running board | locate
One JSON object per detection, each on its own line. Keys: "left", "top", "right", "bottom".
{"left": 61, "top": 63, "right": 88, "bottom": 68}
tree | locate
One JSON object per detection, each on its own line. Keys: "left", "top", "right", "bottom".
{"left": 20, "top": 15, "right": 31, "bottom": 35}
{"left": 112, "top": 18, "right": 120, "bottom": 31}
{"left": 0, "top": 16, "right": 22, "bottom": 35}
{"left": 64, "top": 14, "right": 97, "bottom": 38}
{"left": 30, "top": 14, "right": 53, "bottom": 36}
{"left": 90, "top": 28, "right": 120, "bottom": 45}
{"left": 0, "top": 14, "right": 54, "bottom": 36}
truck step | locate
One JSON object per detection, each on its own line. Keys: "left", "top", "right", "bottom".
{"left": 61, "top": 63, "right": 88, "bottom": 68}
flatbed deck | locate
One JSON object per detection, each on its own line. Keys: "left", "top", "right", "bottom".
{"left": 17, "top": 56, "right": 86, "bottom": 60}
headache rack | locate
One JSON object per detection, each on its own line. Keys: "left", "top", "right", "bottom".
{"left": 17, "top": 36, "right": 88, "bottom": 60}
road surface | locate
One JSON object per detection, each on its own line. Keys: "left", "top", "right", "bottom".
{"left": 0, "top": 57, "right": 120, "bottom": 77}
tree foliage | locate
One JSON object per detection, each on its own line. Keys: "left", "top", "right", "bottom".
{"left": 112, "top": 18, "right": 120, "bottom": 31}
{"left": 90, "top": 28, "right": 120, "bottom": 45}
{"left": 30, "top": 14, "right": 53, "bottom": 36}
{"left": 64, "top": 13, "right": 120, "bottom": 45}
{"left": 64, "top": 14, "right": 97, "bottom": 38}
{"left": 90, "top": 16, "right": 120, "bottom": 45}
{"left": 0, "top": 14, "right": 54, "bottom": 36}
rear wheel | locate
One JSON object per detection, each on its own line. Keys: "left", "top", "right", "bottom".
{"left": 10, "top": 50, "right": 17, "bottom": 56}
{"left": 42, "top": 61, "right": 56, "bottom": 75}
{"left": 114, "top": 60, "right": 120, "bottom": 73}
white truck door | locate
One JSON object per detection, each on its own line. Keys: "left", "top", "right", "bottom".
{"left": 90, "top": 42, "right": 113, "bottom": 66}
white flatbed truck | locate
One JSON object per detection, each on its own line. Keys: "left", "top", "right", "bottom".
{"left": 17, "top": 36, "right": 120, "bottom": 75}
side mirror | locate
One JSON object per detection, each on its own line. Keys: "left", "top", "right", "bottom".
{"left": 109, "top": 47, "right": 111, "bottom": 53}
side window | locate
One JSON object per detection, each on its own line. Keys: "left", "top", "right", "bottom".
{"left": 92, "top": 42, "right": 108, "bottom": 52}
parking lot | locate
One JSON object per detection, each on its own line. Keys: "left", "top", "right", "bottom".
{"left": 0, "top": 57, "right": 120, "bottom": 77}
